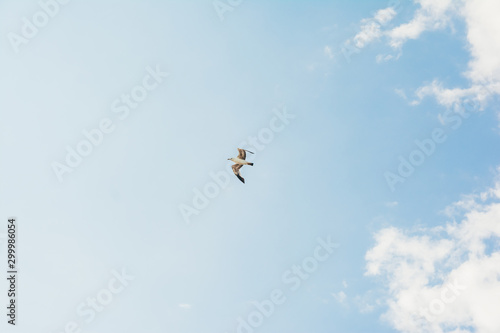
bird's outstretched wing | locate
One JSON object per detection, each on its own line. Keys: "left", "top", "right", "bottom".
{"left": 237, "top": 148, "right": 246, "bottom": 160}
{"left": 232, "top": 164, "right": 245, "bottom": 183}
{"left": 237, "top": 148, "right": 254, "bottom": 160}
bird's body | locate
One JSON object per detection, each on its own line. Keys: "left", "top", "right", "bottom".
{"left": 228, "top": 148, "right": 254, "bottom": 183}
{"left": 229, "top": 157, "right": 252, "bottom": 165}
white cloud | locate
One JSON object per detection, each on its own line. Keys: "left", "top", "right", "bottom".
{"left": 439, "top": 181, "right": 500, "bottom": 217}
{"left": 412, "top": 0, "right": 500, "bottom": 109}
{"left": 353, "top": 7, "right": 397, "bottom": 49}
{"left": 375, "top": 7, "right": 398, "bottom": 25}
{"left": 354, "top": 293, "right": 379, "bottom": 314}
{"left": 346, "top": 0, "right": 457, "bottom": 51}
{"left": 366, "top": 175, "right": 500, "bottom": 332}
{"left": 354, "top": 21, "right": 383, "bottom": 49}
{"left": 376, "top": 53, "right": 396, "bottom": 63}
{"left": 387, "top": 0, "right": 457, "bottom": 49}
{"left": 332, "top": 291, "right": 347, "bottom": 304}
{"left": 461, "top": 0, "right": 500, "bottom": 83}
{"left": 178, "top": 303, "right": 192, "bottom": 309}
{"left": 344, "top": 0, "right": 500, "bottom": 113}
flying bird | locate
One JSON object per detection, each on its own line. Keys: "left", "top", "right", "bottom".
{"left": 228, "top": 148, "right": 254, "bottom": 183}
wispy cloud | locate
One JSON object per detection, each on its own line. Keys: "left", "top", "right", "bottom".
{"left": 387, "top": 0, "right": 457, "bottom": 49}
{"left": 385, "top": 201, "right": 399, "bottom": 208}
{"left": 332, "top": 291, "right": 347, "bottom": 304}
{"left": 353, "top": 7, "right": 397, "bottom": 49}
{"left": 324, "top": 45, "right": 334, "bottom": 59}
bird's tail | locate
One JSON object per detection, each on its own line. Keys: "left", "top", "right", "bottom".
{"left": 248, "top": 162, "right": 254, "bottom": 166}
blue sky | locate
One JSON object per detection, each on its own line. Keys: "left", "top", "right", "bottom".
{"left": 1, "top": 0, "right": 500, "bottom": 332}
